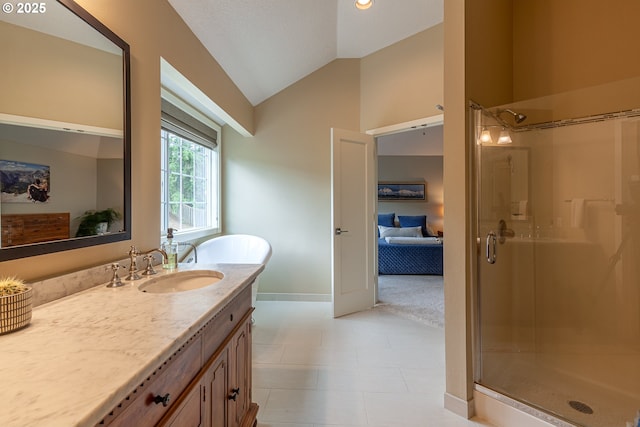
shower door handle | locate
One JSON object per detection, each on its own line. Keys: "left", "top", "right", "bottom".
{"left": 486, "top": 231, "right": 497, "bottom": 264}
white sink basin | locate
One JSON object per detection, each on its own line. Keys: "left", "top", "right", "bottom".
{"left": 138, "top": 270, "right": 223, "bottom": 293}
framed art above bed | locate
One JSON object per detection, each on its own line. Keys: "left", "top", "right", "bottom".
{"left": 378, "top": 182, "right": 425, "bottom": 201}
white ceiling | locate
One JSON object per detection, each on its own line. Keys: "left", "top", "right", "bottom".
{"left": 1, "top": 1, "right": 121, "bottom": 54}
{"left": 378, "top": 125, "right": 443, "bottom": 156}
{"left": 168, "top": 0, "right": 443, "bottom": 106}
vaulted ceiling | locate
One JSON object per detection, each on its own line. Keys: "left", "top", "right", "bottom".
{"left": 168, "top": 0, "right": 443, "bottom": 106}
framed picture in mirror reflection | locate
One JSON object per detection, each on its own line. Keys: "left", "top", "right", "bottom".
{"left": 0, "top": 160, "right": 50, "bottom": 204}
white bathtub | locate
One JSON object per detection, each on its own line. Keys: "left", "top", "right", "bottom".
{"left": 195, "top": 234, "right": 272, "bottom": 308}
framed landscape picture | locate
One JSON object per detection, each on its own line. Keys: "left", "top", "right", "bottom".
{"left": 0, "top": 160, "right": 51, "bottom": 203}
{"left": 378, "top": 182, "right": 425, "bottom": 201}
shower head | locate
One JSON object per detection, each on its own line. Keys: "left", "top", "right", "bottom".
{"left": 499, "top": 109, "right": 527, "bottom": 124}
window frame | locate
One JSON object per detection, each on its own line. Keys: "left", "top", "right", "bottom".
{"left": 160, "top": 91, "right": 221, "bottom": 240}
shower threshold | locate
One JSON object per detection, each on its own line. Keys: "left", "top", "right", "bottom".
{"left": 475, "top": 383, "right": 577, "bottom": 427}
{"left": 475, "top": 350, "right": 639, "bottom": 427}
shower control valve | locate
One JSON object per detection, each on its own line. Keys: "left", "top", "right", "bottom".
{"left": 497, "top": 219, "right": 515, "bottom": 244}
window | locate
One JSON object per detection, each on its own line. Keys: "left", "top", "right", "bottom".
{"left": 161, "top": 97, "right": 220, "bottom": 237}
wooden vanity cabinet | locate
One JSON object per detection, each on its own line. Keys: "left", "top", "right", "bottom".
{"left": 161, "top": 314, "right": 255, "bottom": 427}
{"left": 99, "top": 286, "right": 257, "bottom": 427}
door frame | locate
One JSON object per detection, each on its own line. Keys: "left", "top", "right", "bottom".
{"left": 330, "top": 114, "right": 444, "bottom": 317}
{"left": 365, "top": 113, "right": 444, "bottom": 303}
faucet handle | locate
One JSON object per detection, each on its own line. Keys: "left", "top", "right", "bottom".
{"left": 141, "top": 255, "right": 157, "bottom": 276}
{"left": 106, "top": 263, "right": 124, "bottom": 288}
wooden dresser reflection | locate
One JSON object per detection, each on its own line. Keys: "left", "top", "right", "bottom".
{"left": 1, "top": 213, "right": 70, "bottom": 247}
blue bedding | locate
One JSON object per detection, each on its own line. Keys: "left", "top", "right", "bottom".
{"left": 378, "top": 238, "right": 443, "bottom": 275}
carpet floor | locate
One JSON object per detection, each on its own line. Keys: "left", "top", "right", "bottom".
{"left": 376, "top": 274, "right": 444, "bottom": 328}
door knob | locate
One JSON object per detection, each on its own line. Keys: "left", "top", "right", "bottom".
{"left": 335, "top": 228, "right": 349, "bottom": 235}
{"left": 153, "top": 393, "right": 171, "bottom": 407}
{"left": 228, "top": 388, "right": 240, "bottom": 401}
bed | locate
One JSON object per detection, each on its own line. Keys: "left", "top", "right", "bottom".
{"left": 377, "top": 213, "right": 443, "bottom": 275}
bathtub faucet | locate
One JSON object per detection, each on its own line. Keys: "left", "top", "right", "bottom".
{"left": 176, "top": 242, "right": 198, "bottom": 263}
{"left": 161, "top": 228, "right": 197, "bottom": 263}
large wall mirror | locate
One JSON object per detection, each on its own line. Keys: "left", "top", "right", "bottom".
{"left": 0, "top": 0, "right": 131, "bottom": 261}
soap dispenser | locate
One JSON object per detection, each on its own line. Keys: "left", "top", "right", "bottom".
{"left": 162, "top": 228, "right": 178, "bottom": 270}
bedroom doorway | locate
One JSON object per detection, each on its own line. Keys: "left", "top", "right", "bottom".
{"left": 369, "top": 115, "right": 445, "bottom": 327}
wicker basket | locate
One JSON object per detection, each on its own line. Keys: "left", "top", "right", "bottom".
{"left": 0, "top": 287, "right": 33, "bottom": 334}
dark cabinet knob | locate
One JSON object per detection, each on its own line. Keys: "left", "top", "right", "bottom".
{"left": 153, "top": 393, "right": 171, "bottom": 407}
{"left": 228, "top": 388, "right": 240, "bottom": 401}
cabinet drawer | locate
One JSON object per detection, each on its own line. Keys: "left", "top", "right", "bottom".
{"left": 203, "top": 285, "right": 251, "bottom": 362}
{"left": 102, "top": 335, "right": 203, "bottom": 427}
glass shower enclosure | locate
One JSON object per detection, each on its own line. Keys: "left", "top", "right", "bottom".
{"left": 473, "top": 99, "right": 640, "bottom": 426}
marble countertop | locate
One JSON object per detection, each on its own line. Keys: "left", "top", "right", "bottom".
{"left": 0, "top": 263, "right": 263, "bottom": 427}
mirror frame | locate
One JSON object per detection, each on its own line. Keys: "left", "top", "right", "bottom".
{"left": 0, "top": 0, "right": 131, "bottom": 261}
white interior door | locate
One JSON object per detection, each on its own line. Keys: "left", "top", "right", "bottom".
{"left": 331, "top": 128, "right": 376, "bottom": 318}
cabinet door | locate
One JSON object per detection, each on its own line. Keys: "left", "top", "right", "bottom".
{"left": 204, "top": 347, "right": 229, "bottom": 427}
{"left": 229, "top": 321, "right": 250, "bottom": 427}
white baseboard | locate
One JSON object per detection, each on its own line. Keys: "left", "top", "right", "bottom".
{"left": 444, "top": 392, "right": 475, "bottom": 419}
{"left": 256, "top": 293, "right": 332, "bottom": 302}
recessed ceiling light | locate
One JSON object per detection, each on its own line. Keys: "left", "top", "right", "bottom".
{"left": 355, "top": 0, "right": 373, "bottom": 10}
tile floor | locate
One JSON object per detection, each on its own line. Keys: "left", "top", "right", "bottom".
{"left": 252, "top": 301, "right": 495, "bottom": 427}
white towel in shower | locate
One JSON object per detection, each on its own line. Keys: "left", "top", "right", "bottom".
{"left": 571, "top": 198, "right": 585, "bottom": 228}
{"left": 519, "top": 200, "right": 528, "bottom": 217}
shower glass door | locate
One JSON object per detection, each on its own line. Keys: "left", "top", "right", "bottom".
{"left": 474, "top": 104, "right": 640, "bottom": 427}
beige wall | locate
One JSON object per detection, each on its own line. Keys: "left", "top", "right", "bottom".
{"left": 513, "top": 0, "right": 640, "bottom": 102}
{"left": 443, "top": 0, "right": 475, "bottom": 416}
{"left": 0, "top": 0, "right": 253, "bottom": 281}
{"left": 465, "top": 0, "right": 513, "bottom": 108}
{"left": 361, "top": 25, "right": 444, "bottom": 130}
{"left": 0, "top": 22, "right": 123, "bottom": 129}
{"left": 223, "top": 59, "right": 361, "bottom": 296}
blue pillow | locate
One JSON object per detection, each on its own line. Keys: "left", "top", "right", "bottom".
{"left": 398, "top": 215, "right": 428, "bottom": 237}
{"left": 377, "top": 212, "right": 395, "bottom": 227}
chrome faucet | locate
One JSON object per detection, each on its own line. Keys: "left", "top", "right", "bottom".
{"left": 125, "top": 246, "right": 142, "bottom": 281}
{"left": 122, "top": 246, "right": 170, "bottom": 281}
{"left": 140, "top": 248, "right": 168, "bottom": 275}
{"left": 106, "top": 263, "right": 124, "bottom": 288}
